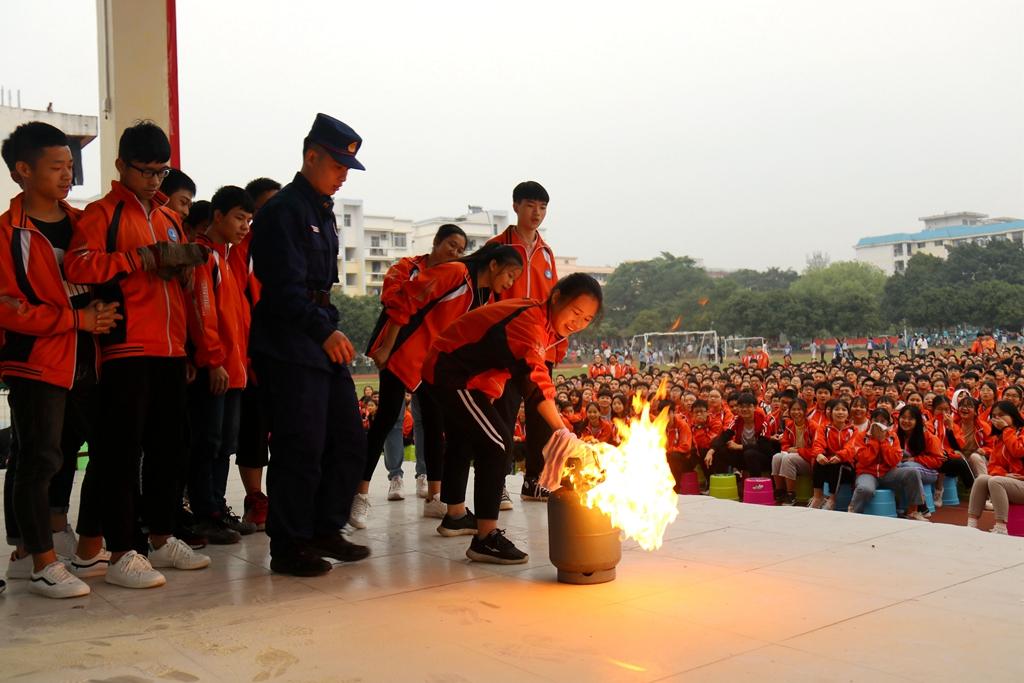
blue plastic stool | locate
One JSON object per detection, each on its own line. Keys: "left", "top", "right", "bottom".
{"left": 863, "top": 488, "right": 898, "bottom": 518}
{"left": 823, "top": 482, "right": 853, "bottom": 512}
{"left": 941, "top": 476, "right": 960, "bottom": 506}
{"left": 922, "top": 483, "right": 936, "bottom": 514}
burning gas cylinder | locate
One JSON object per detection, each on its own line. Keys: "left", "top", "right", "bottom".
{"left": 547, "top": 477, "right": 622, "bottom": 585}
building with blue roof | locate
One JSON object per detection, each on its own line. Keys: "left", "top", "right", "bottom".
{"left": 854, "top": 211, "right": 1024, "bottom": 275}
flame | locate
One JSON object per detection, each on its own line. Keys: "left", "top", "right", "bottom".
{"left": 565, "top": 381, "right": 679, "bottom": 551}
{"left": 668, "top": 316, "right": 683, "bottom": 332}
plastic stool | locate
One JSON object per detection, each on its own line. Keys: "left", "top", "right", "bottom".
{"left": 77, "top": 454, "right": 89, "bottom": 471}
{"left": 941, "top": 476, "right": 960, "bottom": 506}
{"left": 795, "top": 475, "right": 813, "bottom": 503}
{"left": 709, "top": 474, "right": 739, "bottom": 501}
{"left": 823, "top": 482, "right": 853, "bottom": 511}
{"left": 922, "top": 483, "right": 936, "bottom": 514}
{"left": 677, "top": 471, "right": 701, "bottom": 495}
{"left": 863, "top": 488, "right": 898, "bottom": 518}
{"left": 1007, "top": 504, "right": 1024, "bottom": 537}
{"left": 743, "top": 477, "right": 775, "bottom": 505}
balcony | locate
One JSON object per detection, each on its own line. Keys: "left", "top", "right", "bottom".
{"left": 365, "top": 247, "right": 390, "bottom": 259}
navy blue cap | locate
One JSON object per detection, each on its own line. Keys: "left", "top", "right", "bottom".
{"left": 305, "top": 113, "right": 365, "bottom": 170}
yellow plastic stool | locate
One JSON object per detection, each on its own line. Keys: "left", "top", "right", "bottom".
{"left": 709, "top": 473, "right": 739, "bottom": 501}
{"left": 795, "top": 475, "right": 813, "bottom": 503}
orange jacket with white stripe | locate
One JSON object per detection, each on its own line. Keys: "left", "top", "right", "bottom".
{"left": 188, "top": 235, "right": 250, "bottom": 389}
{"left": 0, "top": 195, "right": 97, "bottom": 389}
{"left": 811, "top": 423, "right": 857, "bottom": 463}
{"left": 852, "top": 432, "right": 903, "bottom": 477}
{"left": 65, "top": 182, "right": 189, "bottom": 361}
{"left": 987, "top": 426, "right": 1024, "bottom": 477}
{"left": 780, "top": 419, "right": 818, "bottom": 465}
{"left": 487, "top": 226, "right": 557, "bottom": 303}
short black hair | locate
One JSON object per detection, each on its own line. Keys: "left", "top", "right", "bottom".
{"left": 512, "top": 180, "right": 549, "bottom": 204}
{"left": 1, "top": 121, "right": 68, "bottom": 173}
{"left": 433, "top": 223, "right": 468, "bottom": 246}
{"left": 245, "top": 177, "right": 281, "bottom": 199}
{"left": 184, "top": 200, "right": 212, "bottom": 231}
{"left": 118, "top": 120, "right": 171, "bottom": 164}
{"left": 550, "top": 273, "right": 603, "bottom": 318}
{"left": 161, "top": 168, "right": 196, "bottom": 197}
{"left": 736, "top": 392, "right": 757, "bottom": 406}
{"left": 211, "top": 185, "right": 255, "bottom": 215}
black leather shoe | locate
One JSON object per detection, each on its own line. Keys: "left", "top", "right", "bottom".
{"left": 308, "top": 533, "right": 371, "bottom": 562}
{"left": 270, "top": 546, "right": 332, "bottom": 577}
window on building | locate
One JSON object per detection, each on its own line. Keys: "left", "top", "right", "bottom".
{"left": 467, "top": 239, "right": 478, "bottom": 251}
{"left": 933, "top": 241, "right": 943, "bottom": 247}
{"left": 345, "top": 273, "right": 356, "bottom": 286}
{"left": 1015, "top": 232, "right": 1024, "bottom": 243}
{"left": 894, "top": 260, "right": 905, "bottom": 273}
{"left": 916, "top": 242, "right": 925, "bottom": 248}
{"left": 344, "top": 247, "right": 356, "bottom": 261}
{"left": 962, "top": 220, "right": 968, "bottom": 225}
{"left": 893, "top": 244, "right": 903, "bottom": 256}
{"left": 343, "top": 213, "right": 351, "bottom": 227}
{"left": 371, "top": 262, "right": 383, "bottom": 273}
{"left": 370, "top": 235, "right": 381, "bottom": 248}
{"left": 394, "top": 234, "right": 407, "bottom": 248}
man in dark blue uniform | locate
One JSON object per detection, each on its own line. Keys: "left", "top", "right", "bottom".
{"left": 250, "top": 113, "right": 370, "bottom": 576}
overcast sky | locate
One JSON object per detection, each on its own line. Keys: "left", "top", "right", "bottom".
{"left": 4, "top": 0, "right": 1023, "bottom": 270}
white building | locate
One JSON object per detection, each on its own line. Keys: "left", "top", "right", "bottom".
{"left": 553, "top": 256, "right": 614, "bottom": 285}
{"left": 854, "top": 211, "right": 1024, "bottom": 275}
{"left": 0, "top": 103, "right": 98, "bottom": 202}
{"left": 335, "top": 201, "right": 416, "bottom": 297}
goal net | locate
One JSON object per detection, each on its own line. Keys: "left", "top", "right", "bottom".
{"left": 722, "top": 336, "right": 766, "bottom": 361}
{"left": 629, "top": 331, "right": 720, "bottom": 366}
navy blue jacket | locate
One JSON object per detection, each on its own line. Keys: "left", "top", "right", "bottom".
{"left": 250, "top": 173, "right": 341, "bottom": 371}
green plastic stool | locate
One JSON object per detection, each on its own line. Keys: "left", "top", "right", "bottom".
{"left": 709, "top": 473, "right": 739, "bottom": 501}
{"left": 77, "top": 454, "right": 89, "bottom": 471}
{"left": 795, "top": 475, "right": 814, "bottom": 503}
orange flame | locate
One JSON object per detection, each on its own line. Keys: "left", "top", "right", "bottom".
{"left": 698, "top": 297, "right": 710, "bottom": 307}
{"left": 564, "top": 381, "right": 679, "bottom": 551}
{"left": 668, "top": 316, "right": 682, "bottom": 332}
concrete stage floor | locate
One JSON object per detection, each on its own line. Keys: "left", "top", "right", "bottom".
{"left": 1, "top": 464, "right": 1022, "bottom": 682}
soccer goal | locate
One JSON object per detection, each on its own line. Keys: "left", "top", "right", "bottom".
{"left": 629, "top": 330, "right": 720, "bottom": 366}
{"left": 722, "top": 336, "right": 766, "bottom": 360}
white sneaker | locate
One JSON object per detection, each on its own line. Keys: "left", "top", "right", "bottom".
{"left": 904, "top": 511, "right": 930, "bottom": 522}
{"left": 105, "top": 551, "right": 166, "bottom": 589}
{"left": 387, "top": 477, "right": 404, "bottom": 501}
{"left": 52, "top": 524, "right": 78, "bottom": 560}
{"left": 991, "top": 523, "right": 1009, "bottom": 535}
{"left": 423, "top": 495, "right": 447, "bottom": 519}
{"left": 807, "top": 497, "right": 824, "bottom": 510}
{"left": 416, "top": 474, "right": 429, "bottom": 499}
{"left": 985, "top": 500, "right": 994, "bottom": 511}
{"left": 350, "top": 493, "right": 371, "bottom": 529}
{"left": 6, "top": 552, "right": 32, "bottom": 580}
{"left": 29, "top": 561, "right": 90, "bottom": 599}
{"left": 822, "top": 498, "right": 835, "bottom": 511}
{"left": 934, "top": 487, "right": 944, "bottom": 508}
{"left": 71, "top": 549, "right": 112, "bottom": 578}
{"left": 499, "top": 487, "right": 514, "bottom": 511}
{"left": 148, "top": 537, "right": 211, "bottom": 570}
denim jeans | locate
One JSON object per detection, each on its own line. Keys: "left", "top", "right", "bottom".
{"left": 382, "top": 397, "right": 406, "bottom": 480}
{"left": 850, "top": 467, "right": 924, "bottom": 513}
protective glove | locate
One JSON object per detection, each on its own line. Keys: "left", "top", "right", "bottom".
{"left": 540, "top": 428, "right": 599, "bottom": 491}
{"left": 137, "top": 242, "right": 210, "bottom": 280}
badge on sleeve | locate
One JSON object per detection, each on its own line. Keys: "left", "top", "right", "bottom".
{"left": 545, "top": 270, "right": 552, "bottom": 279}
{"left": 167, "top": 227, "right": 179, "bottom": 242}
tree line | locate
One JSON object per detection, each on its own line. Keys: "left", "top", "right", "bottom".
{"left": 330, "top": 239, "right": 1024, "bottom": 352}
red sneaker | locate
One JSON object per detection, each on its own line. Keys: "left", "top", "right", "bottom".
{"left": 243, "top": 492, "right": 268, "bottom": 531}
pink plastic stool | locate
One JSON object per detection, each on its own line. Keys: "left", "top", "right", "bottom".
{"left": 1008, "top": 504, "right": 1024, "bottom": 537}
{"left": 743, "top": 477, "right": 776, "bottom": 506}
{"left": 676, "top": 471, "right": 700, "bottom": 495}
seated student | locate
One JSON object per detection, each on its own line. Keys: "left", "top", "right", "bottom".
{"left": 0, "top": 122, "right": 122, "bottom": 598}
{"left": 686, "top": 399, "right": 719, "bottom": 491}
{"left": 771, "top": 398, "right": 817, "bottom": 506}
{"left": 954, "top": 396, "right": 993, "bottom": 479}
{"left": 892, "top": 405, "right": 942, "bottom": 518}
{"left": 610, "top": 393, "right": 629, "bottom": 424}
{"left": 558, "top": 399, "right": 580, "bottom": 431}
{"left": 707, "top": 393, "right": 775, "bottom": 478}
{"left": 185, "top": 185, "right": 255, "bottom": 545}
{"left": 967, "top": 400, "right": 1024, "bottom": 534}
{"left": 806, "top": 382, "right": 833, "bottom": 431}
{"left": 596, "top": 388, "right": 614, "bottom": 419}
{"left": 661, "top": 398, "right": 694, "bottom": 492}
{"left": 707, "top": 388, "right": 733, "bottom": 427}
{"left": 577, "top": 402, "right": 615, "bottom": 444}
{"left": 928, "top": 394, "right": 976, "bottom": 507}
{"left": 808, "top": 399, "right": 857, "bottom": 510}
{"left": 850, "top": 396, "right": 870, "bottom": 433}
{"left": 849, "top": 408, "right": 925, "bottom": 515}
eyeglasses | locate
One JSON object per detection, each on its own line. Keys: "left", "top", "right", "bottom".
{"left": 127, "top": 162, "right": 172, "bottom": 179}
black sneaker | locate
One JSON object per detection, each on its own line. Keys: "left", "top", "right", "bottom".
{"left": 193, "top": 518, "right": 241, "bottom": 545}
{"left": 466, "top": 529, "right": 528, "bottom": 565}
{"left": 270, "top": 547, "right": 332, "bottom": 577}
{"left": 520, "top": 479, "right": 550, "bottom": 502}
{"left": 173, "top": 525, "right": 208, "bottom": 550}
{"left": 437, "top": 510, "right": 478, "bottom": 537}
{"left": 308, "top": 533, "right": 370, "bottom": 563}
{"left": 219, "top": 508, "right": 257, "bottom": 536}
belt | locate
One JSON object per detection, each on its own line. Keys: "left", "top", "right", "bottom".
{"left": 307, "top": 290, "right": 332, "bottom": 306}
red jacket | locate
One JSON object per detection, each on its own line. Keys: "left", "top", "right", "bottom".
{"left": 811, "top": 423, "right": 857, "bottom": 463}
{"left": 689, "top": 416, "right": 721, "bottom": 451}
{"left": 780, "top": 419, "right": 818, "bottom": 464}
{"left": 0, "top": 196, "right": 97, "bottom": 389}
{"left": 227, "top": 229, "right": 261, "bottom": 309}
{"left": 487, "top": 226, "right": 557, "bottom": 303}
{"left": 188, "top": 235, "right": 250, "bottom": 389}
{"left": 589, "top": 362, "right": 607, "bottom": 378}
{"left": 987, "top": 426, "right": 1024, "bottom": 477}
{"left": 65, "top": 182, "right": 189, "bottom": 361}
{"left": 422, "top": 299, "right": 565, "bottom": 401}
{"left": 666, "top": 414, "right": 692, "bottom": 453}
{"left": 372, "top": 260, "right": 482, "bottom": 391}
{"left": 900, "top": 431, "right": 945, "bottom": 470}
{"left": 852, "top": 432, "right": 903, "bottom": 477}
{"left": 578, "top": 418, "right": 615, "bottom": 445}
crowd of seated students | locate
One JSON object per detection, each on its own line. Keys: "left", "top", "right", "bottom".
{"left": 534, "top": 344, "right": 1024, "bottom": 531}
